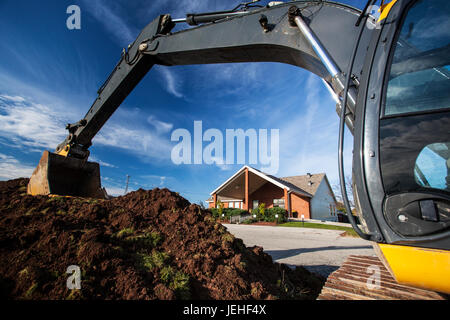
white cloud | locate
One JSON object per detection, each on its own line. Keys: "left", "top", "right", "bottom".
{"left": 89, "top": 155, "right": 117, "bottom": 168}
{"left": 94, "top": 122, "right": 173, "bottom": 161}
{"left": 0, "top": 95, "right": 26, "bottom": 103}
{"left": 80, "top": 0, "right": 138, "bottom": 46}
{"left": 0, "top": 93, "right": 174, "bottom": 163}
{"left": 0, "top": 153, "right": 35, "bottom": 180}
{"left": 140, "top": 174, "right": 169, "bottom": 187}
{"left": 147, "top": 115, "right": 174, "bottom": 134}
{"left": 104, "top": 186, "right": 127, "bottom": 197}
{"left": 0, "top": 94, "right": 67, "bottom": 150}
{"left": 274, "top": 73, "right": 353, "bottom": 186}
{"left": 156, "top": 67, "right": 184, "bottom": 98}
{"left": 209, "top": 156, "right": 234, "bottom": 171}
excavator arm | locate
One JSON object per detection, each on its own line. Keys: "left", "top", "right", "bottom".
{"left": 55, "top": 0, "right": 363, "bottom": 158}
{"left": 30, "top": 0, "right": 364, "bottom": 198}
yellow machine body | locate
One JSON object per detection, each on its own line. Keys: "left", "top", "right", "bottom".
{"left": 376, "top": 243, "right": 450, "bottom": 294}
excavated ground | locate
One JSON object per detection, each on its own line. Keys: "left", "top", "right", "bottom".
{"left": 0, "top": 178, "right": 325, "bottom": 300}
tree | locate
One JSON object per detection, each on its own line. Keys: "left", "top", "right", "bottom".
{"left": 217, "top": 200, "right": 224, "bottom": 217}
{"left": 258, "top": 203, "right": 266, "bottom": 219}
{"left": 332, "top": 174, "right": 355, "bottom": 209}
{"left": 197, "top": 201, "right": 206, "bottom": 210}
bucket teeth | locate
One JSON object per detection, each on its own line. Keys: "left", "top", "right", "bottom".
{"left": 27, "top": 151, "right": 107, "bottom": 199}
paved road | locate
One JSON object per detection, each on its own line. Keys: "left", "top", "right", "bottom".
{"left": 225, "top": 224, "right": 376, "bottom": 278}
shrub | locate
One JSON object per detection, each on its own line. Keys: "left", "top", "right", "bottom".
{"left": 209, "top": 207, "right": 248, "bottom": 220}
{"left": 210, "top": 208, "right": 219, "bottom": 219}
{"left": 258, "top": 203, "right": 266, "bottom": 218}
{"left": 265, "top": 207, "right": 287, "bottom": 223}
{"left": 227, "top": 208, "right": 247, "bottom": 217}
{"left": 217, "top": 200, "right": 224, "bottom": 217}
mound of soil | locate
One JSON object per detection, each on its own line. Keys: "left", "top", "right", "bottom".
{"left": 0, "top": 178, "right": 324, "bottom": 300}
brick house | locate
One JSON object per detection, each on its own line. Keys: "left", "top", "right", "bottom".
{"left": 206, "top": 166, "right": 338, "bottom": 221}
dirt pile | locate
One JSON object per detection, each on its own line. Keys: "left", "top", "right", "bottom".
{"left": 0, "top": 178, "right": 324, "bottom": 300}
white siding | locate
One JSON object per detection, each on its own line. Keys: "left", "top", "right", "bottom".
{"left": 310, "top": 179, "right": 337, "bottom": 221}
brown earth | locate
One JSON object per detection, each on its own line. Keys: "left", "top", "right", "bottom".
{"left": 0, "top": 178, "right": 325, "bottom": 300}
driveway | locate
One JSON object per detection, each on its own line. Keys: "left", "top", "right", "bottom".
{"left": 225, "top": 224, "right": 376, "bottom": 278}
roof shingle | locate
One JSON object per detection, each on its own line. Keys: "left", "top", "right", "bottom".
{"left": 280, "top": 173, "right": 326, "bottom": 196}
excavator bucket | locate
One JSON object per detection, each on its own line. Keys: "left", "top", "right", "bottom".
{"left": 27, "top": 151, "right": 106, "bottom": 199}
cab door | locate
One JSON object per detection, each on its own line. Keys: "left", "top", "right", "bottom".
{"left": 357, "top": 0, "right": 450, "bottom": 249}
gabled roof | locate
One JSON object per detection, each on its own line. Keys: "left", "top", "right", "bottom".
{"left": 210, "top": 166, "right": 313, "bottom": 198}
{"left": 283, "top": 173, "right": 337, "bottom": 203}
{"left": 280, "top": 173, "right": 326, "bottom": 196}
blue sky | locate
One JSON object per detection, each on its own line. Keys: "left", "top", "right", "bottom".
{"left": 0, "top": 0, "right": 365, "bottom": 204}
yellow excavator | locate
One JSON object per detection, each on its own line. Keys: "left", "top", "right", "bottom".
{"left": 27, "top": 0, "right": 449, "bottom": 296}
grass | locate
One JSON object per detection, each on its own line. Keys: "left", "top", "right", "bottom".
{"left": 25, "top": 208, "right": 35, "bottom": 216}
{"left": 40, "top": 207, "right": 51, "bottom": 215}
{"left": 160, "top": 266, "right": 190, "bottom": 299}
{"left": 221, "top": 233, "right": 234, "bottom": 243}
{"left": 25, "top": 282, "right": 38, "bottom": 299}
{"left": 114, "top": 227, "right": 134, "bottom": 239}
{"left": 136, "top": 251, "right": 169, "bottom": 270}
{"left": 277, "top": 221, "right": 358, "bottom": 237}
{"left": 125, "top": 231, "right": 161, "bottom": 247}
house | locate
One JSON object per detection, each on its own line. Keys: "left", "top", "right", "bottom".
{"left": 205, "top": 166, "right": 338, "bottom": 221}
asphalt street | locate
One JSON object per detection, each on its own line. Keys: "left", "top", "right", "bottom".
{"left": 225, "top": 224, "right": 376, "bottom": 277}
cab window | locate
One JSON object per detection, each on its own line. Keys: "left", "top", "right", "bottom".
{"left": 384, "top": 0, "right": 450, "bottom": 116}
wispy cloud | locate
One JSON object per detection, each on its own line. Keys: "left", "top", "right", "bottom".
{"left": 94, "top": 122, "right": 173, "bottom": 161}
{"left": 89, "top": 155, "right": 117, "bottom": 168}
{"left": 100, "top": 175, "right": 135, "bottom": 196}
{"left": 273, "top": 73, "right": 353, "bottom": 186}
{"left": 0, "top": 153, "right": 35, "bottom": 180}
{"left": 104, "top": 186, "right": 128, "bottom": 197}
{"left": 156, "top": 67, "right": 185, "bottom": 98}
{"left": 0, "top": 94, "right": 67, "bottom": 150}
{"left": 80, "top": 0, "right": 138, "bottom": 46}
{"left": 0, "top": 95, "right": 26, "bottom": 103}
{"left": 147, "top": 115, "right": 174, "bottom": 134}
{"left": 209, "top": 156, "right": 234, "bottom": 171}
{"left": 140, "top": 174, "right": 169, "bottom": 187}
{"left": 0, "top": 93, "right": 174, "bottom": 163}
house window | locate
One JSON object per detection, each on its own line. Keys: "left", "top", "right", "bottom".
{"left": 252, "top": 200, "right": 259, "bottom": 209}
{"left": 236, "top": 202, "right": 241, "bottom": 209}
{"left": 273, "top": 198, "right": 285, "bottom": 209}
{"left": 229, "top": 202, "right": 234, "bottom": 208}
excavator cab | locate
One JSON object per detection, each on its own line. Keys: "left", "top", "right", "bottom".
{"left": 349, "top": 0, "right": 450, "bottom": 292}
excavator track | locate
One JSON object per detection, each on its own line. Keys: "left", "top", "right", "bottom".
{"left": 318, "top": 255, "right": 447, "bottom": 300}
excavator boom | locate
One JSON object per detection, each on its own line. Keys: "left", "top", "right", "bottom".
{"left": 30, "top": 1, "right": 363, "bottom": 200}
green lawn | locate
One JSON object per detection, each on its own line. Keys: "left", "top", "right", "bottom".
{"left": 277, "top": 221, "right": 359, "bottom": 237}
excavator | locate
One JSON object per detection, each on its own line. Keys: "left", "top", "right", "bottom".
{"left": 27, "top": 0, "right": 449, "bottom": 298}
